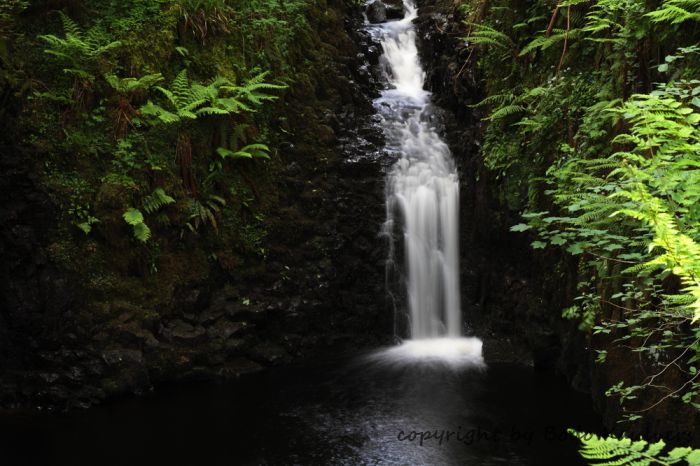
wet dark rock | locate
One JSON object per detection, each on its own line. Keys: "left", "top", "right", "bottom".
{"left": 38, "top": 372, "right": 60, "bottom": 384}
{"left": 224, "top": 338, "right": 247, "bottom": 354}
{"left": 218, "top": 358, "right": 263, "bottom": 378}
{"left": 116, "top": 323, "right": 160, "bottom": 348}
{"left": 366, "top": 0, "right": 387, "bottom": 23}
{"left": 161, "top": 320, "right": 206, "bottom": 343}
{"left": 386, "top": 4, "right": 404, "bottom": 20}
{"left": 206, "top": 320, "right": 246, "bottom": 341}
{"left": 250, "top": 342, "right": 289, "bottom": 365}
{"left": 102, "top": 348, "right": 144, "bottom": 366}
{"left": 366, "top": 45, "right": 381, "bottom": 65}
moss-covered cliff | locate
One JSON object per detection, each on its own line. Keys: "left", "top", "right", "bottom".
{"left": 0, "top": 0, "right": 390, "bottom": 409}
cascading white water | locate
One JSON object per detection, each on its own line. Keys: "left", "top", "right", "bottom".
{"left": 379, "top": 1, "right": 461, "bottom": 339}
{"left": 368, "top": 0, "right": 483, "bottom": 367}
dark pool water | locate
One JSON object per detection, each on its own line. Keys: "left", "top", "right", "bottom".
{"left": 0, "top": 355, "right": 601, "bottom": 465}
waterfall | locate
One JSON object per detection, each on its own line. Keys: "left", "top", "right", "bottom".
{"left": 377, "top": 1, "right": 461, "bottom": 339}
{"left": 367, "top": 0, "right": 484, "bottom": 367}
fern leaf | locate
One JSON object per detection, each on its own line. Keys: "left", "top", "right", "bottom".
{"left": 58, "top": 11, "right": 82, "bottom": 38}
{"left": 489, "top": 105, "right": 527, "bottom": 121}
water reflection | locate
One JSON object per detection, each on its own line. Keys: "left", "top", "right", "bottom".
{"left": 0, "top": 356, "right": 600, "bottom": 465}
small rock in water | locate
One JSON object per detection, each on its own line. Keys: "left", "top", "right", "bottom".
{"left": 366, "top": 0, "right": 387, "bottom": 23}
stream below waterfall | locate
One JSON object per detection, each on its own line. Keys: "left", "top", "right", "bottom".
{"left": 0, "top": 356, "right": 601, "bottom": 465}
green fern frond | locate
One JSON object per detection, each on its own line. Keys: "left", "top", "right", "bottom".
{"left": 570, "top": 430, "right": 700, "bottom": 465}
{"left": 142, "top": 188, "right": 175, "bottom": 214}
{"left": 58, "top": 11, "right": 82, "bottom": 38}
{"left": 647, "top": 0, "right": 700, "bottom": 24}
{"left": 171, "top": 69, "right": 191, "bottom": 104}
{"left": 465, "top": 22, "right": 515, "bottom": 50}
{"left": 489, "top": 105, "right": 527, "bottom": 121}
{"left": 473, "top": 93, "right": 516, "bottom": 108}
{"left": 105, "top": 73, "right": 163, "bottom": 94}
{"left": 123, "top": 208, "right": 151, "bottom": 242}
{"left": 217, "top": 143, "right": 270, "bottom": 160}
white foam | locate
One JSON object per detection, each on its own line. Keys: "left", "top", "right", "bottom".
{"left": 367, "top": 337, "right": 485, "bottom": 370}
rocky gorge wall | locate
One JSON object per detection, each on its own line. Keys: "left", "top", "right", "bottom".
{"left": 0, "top": 0, "right": 390, "bottom": 410}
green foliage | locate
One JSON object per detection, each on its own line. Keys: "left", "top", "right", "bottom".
{"left": 217, "top": 143, "right": 270, "bottom": 160}
{"left": 467, "top": 0, "right": 700, "bottom": 421}
{"left": 105, "top": 73, "right": 163, "bottom": 95}
{"left": 570, "top": 430, "right": 700, "bottom": 465}
{"left": 142, "top": 188, "right": 175, "bottom": 214}
{"left": 228, "top": 0, "right": 309, "bottom": 70}
{"left": 185, "top": 194, "right": 226, "bottom": 233}
{"left": 465, "top": 22, "right": 516, "bottom": 60}
{"left": 123, "top": 207, "right": 151, "bottom": 242}
{"left": 176, "top": 0, "right": 233, "bottom": 43}
{"left": 0, "top": 0, "right": 27, "bottom": 41}
{"left": 139, "top": 70, "right": 283, "bottom": 125}
{"left": 647, "top": 0, "right": 700, "bottom": 24}
{"left": 139, "top": 69, "right": 282, "bottom": 194}
{"left": 38, "top": 13, "right": 121, "bottom": 82}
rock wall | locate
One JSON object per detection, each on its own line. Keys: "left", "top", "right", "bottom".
{"left": 0, "top": 0, "right": 390, "bottom": 410}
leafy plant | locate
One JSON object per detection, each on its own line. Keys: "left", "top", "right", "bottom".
{"left": 570, "top": 430, "right": 700, "bottom": 465}
{"left": 142, "top": 188, "right": 175, "bottom": 214}
{"left": 139, "top": 69, "right": 283, "bottom": 195}
{"left": 0, "top": 0, "right": 27, "bottom": 41}
{"left": 176, "top": 0, "right": 233, "bottom": 43}
{"left": 185, "top": 194, "right": 226, "bottom": 233}
{"left": 647, "top": 0, "right": 700, "bottom": 24}
{"left": 104, "top": 72, "right": 163, "bottom": 137}
{"left": 123, "top": 207, "right": 151, "bottom": 242}
{"left": 38, "top": 13, "right": 121, "bottom": 108}
{"left": 216, "top": 143, "right": 270, "bottom": 160}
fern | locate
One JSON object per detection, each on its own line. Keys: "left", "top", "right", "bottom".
{"left": 465, "top": 22, "right": 516, "bottom": 50}
{"left": 105, "top": 73, "right": 163, "bottom": 95}
{"left": 140, "top": 70, "right": 283, "bottom": 124}
{"left": 520, "top": 28, "right": 583, "bottom": 56}
{"left": 142, "top": 188, "right": 175, "bottom": 214}
{"left": 106, "top": 73, "right": 163, "bottom": 137}
{"left": 216, "top": 143, "right": 270, "bottom": 160}
{"left": 473, "top": 92, "right": 516, "bottom": 108}
{"left": 219, "top": 71, "right": 286, "bottom": 107}
{"left": 185, "top": 195, "right": 226, "bottom": 233}
{"left": 570, "top": 430, "right": 700, "bottom": 465}
{"left": 123, "top": 207, "right": 151, "bottom": 242}
{"left": 38, "top": 13, "right": 121, "bottom": 81}
{"left": 139, "top": 70, "right": 283, "bottom": 194}
{"left": 647, "top": 0, "right": 700, "bottom": 24}
{"left": 489, "top": 104, "right": 527, "bottom": 120}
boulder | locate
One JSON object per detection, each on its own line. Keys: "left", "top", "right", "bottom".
{"left": 366, "top": 0, "right": 387, "bottom": 23}
{"left": 161, "top": 320, "right": 206, "bottom": 343}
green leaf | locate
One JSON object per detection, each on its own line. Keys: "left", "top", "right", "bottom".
{"left": 123, "top": 208, "right": 144, "bottom": 225}
{"left": 132, "top": 222, "right": 151, "bottom": 242}
{"left": 567, "top": 243, "right": 585, "bottom": 255}
{"left": 510, "top": 223, "right": 532, "bottom": 232}
{"left": 551, "top": 236, "right": 567, "bottom": 246}
{"left": 687, "top": 450, "right": 700, "bottom": 466}
{"left": 77, "top": 222, "right": 92, "bottom": 234}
